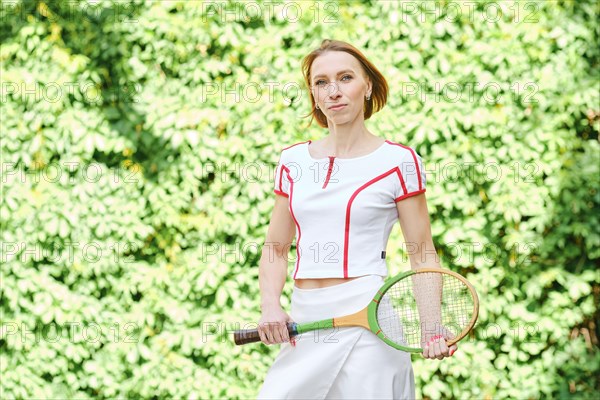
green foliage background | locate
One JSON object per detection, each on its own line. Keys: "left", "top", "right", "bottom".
{"left": 1, "top": 0, "right": 599, "bottom": 398}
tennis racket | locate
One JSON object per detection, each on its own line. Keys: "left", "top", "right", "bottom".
{"left": 233, "top": 267, "right": 479, "bottom": 352}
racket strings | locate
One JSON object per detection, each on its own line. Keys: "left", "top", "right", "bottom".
{"left": 376, "top": 272, "right": 474, "bottom": 348}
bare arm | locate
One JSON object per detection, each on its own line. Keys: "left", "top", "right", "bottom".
{"left": 257, "top": 194, "right": 296, "bottom": 344}
{"left": 396, "top": 193, "right": 456, "bottom": 359}
{"left": 396, "top": 192, "right": 440, "bottom": 270}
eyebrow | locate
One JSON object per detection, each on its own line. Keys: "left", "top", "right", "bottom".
{"left": 312, "top": 69, "right": 355, "bottom": 81}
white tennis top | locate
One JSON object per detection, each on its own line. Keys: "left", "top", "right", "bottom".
{"left": 273, "top": 139, "right": 426, "bottom": 280}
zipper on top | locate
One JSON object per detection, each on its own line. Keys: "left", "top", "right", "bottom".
{"left": 322, "top": 156, "right": 335, "bottom": 189}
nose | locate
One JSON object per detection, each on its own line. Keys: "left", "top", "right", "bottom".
{"left": 325, "top": 81, "right": 340, "bottom": 96}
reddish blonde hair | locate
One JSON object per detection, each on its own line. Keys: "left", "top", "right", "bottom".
{"left": 301, "top": 39, "right": 389, "bottom": 128}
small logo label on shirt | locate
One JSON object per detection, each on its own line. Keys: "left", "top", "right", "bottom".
{"left": 381, "top": 251, "right": 386, "bottom": 259}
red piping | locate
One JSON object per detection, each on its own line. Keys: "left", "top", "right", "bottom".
{"left": 282, "top": 140, "right": 311, "bottom": 151}
{"left": 385, "top": 140, "right": 424, "bottom": 191}
{"left": 275, "top": 161, "right": 287, "bottom": 196}
{"left": 343, "top": 167, "right": 399, "bottom": 278}
{"left": 322, "top": 156, "right": 335, "bottom": 189}
{"left": 282, "top": 165, "right": 302, "bottom": 279}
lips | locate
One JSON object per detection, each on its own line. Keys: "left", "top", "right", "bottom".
{"left": 329, "top": 104, "right": 347, "bottom": 110}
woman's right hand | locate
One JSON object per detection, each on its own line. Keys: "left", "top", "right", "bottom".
{"left": 258, "top": 305, "right": 293, "bottom": 345}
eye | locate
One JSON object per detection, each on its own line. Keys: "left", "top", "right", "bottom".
{"left": 341, "top": 74, "right": 352, "bottom": 81}
{"left": 315, "top": 79, "right": 326, "bottom": 86}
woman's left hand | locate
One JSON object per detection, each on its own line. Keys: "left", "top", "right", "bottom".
{"left": 421, "top": 327, "right": 457, "bottom": 360}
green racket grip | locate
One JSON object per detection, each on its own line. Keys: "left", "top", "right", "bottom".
{"left": 233, "top": 322, "right": 298, "bottom": 345}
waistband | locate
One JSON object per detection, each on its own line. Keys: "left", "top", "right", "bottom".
{"left": 290, "top": 275, "right": 384, "bottom": 323}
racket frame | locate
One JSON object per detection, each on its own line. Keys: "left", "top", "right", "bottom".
{"left": 362, "top": 267, "right": 480, "bottom": 352}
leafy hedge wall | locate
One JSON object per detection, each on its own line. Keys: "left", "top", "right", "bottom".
{"left": 1, "top": 0, "right": 598, "bottom": 399}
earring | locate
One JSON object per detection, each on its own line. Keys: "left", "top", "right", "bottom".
{"left": 366, "top": 94, "right": 371, "bottom": 100}
{"left": 316, "top": 104, "right": 319, "bottom": 110}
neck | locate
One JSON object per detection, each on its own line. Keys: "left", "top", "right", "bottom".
{"left": 324, "top": 121, "right": 374, "bottom": 157}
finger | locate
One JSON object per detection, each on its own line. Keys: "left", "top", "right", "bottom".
{"left": 262, "top": 323, "right": 273, "bottom": 345}
{"left": 259, "top": 324, "right": 272, "bottom": 345}
{"left": 422, "top": 335, "right": 436, "bottom": 358}
{"left": 449, "top": 344, "right": 458, "bottom": 356}
{"left": 439, "top": 338, "right": 450, "bottom": 357}
{"left": 282, "top": 322, "right": 291, "bottom": 343}
{"left": 431, "top": 342, "right": 440, "bottom": 359}
{"left": 423, "top": 339, "right": 434, "bottom": 359}
{"left": 258, "top": 324, "right": 267, "bottom": 344}
{"left": 267, "top": 323, "right": 279, "bottom": 344}
{"left": 428, "top": 344, "right": 436, "bottom": 359}
{"left": 431, "top": 338, "right": 443, "bottom": 360}
{"left": 421, "top": 338, "right": 429, "bottom": 358}
{"left": 421, "top": 344, "right": 430, "bottom": 359}
{"left": 281, "top": 322, "right": 290, "bottom": 342}
{"left": 424, "top": 335, "right": 437, "bottom": 359}
{"left": 272, "top": 323, "right": 284, "bottom": 343}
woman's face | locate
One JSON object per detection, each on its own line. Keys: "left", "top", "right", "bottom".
{"left": 310, "top": 51, "right": 372, "bottom": 123}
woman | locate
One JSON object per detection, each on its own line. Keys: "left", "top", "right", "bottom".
{"left": 257, "top": 39, "right": 456, "bottom": 399}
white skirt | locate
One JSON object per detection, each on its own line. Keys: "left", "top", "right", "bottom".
{"left": 257, "top": 275, "right": 415, "bottom": 400}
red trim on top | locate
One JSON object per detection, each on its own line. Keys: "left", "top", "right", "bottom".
{"left": 343, "top": 167, "right": 399, "bottom": 278}
{"left": 394, "top": 189, "right": 425, "bottom": 202}
{"left": 274, "top": 140, "right": 311, "bottom": 197}
{"left": 385, "top": 140, "right": 424, "bottom": 192}
{"left": 282, "top": 165, "right": 302, "bottom": 280}
{"left": 274, "top": 154, "right": 289, "bottom": 196}
{"left": 392, "top": 163, "right": 426, "bottom": 201}
{"left": 322, "top": 156, "right": 335, "bottom": 189}
{"left": 396, "top": 165, "right": 409, "bottom": 194}
{"left": 282, "top": 140, "right": 311, "bottom": 151}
